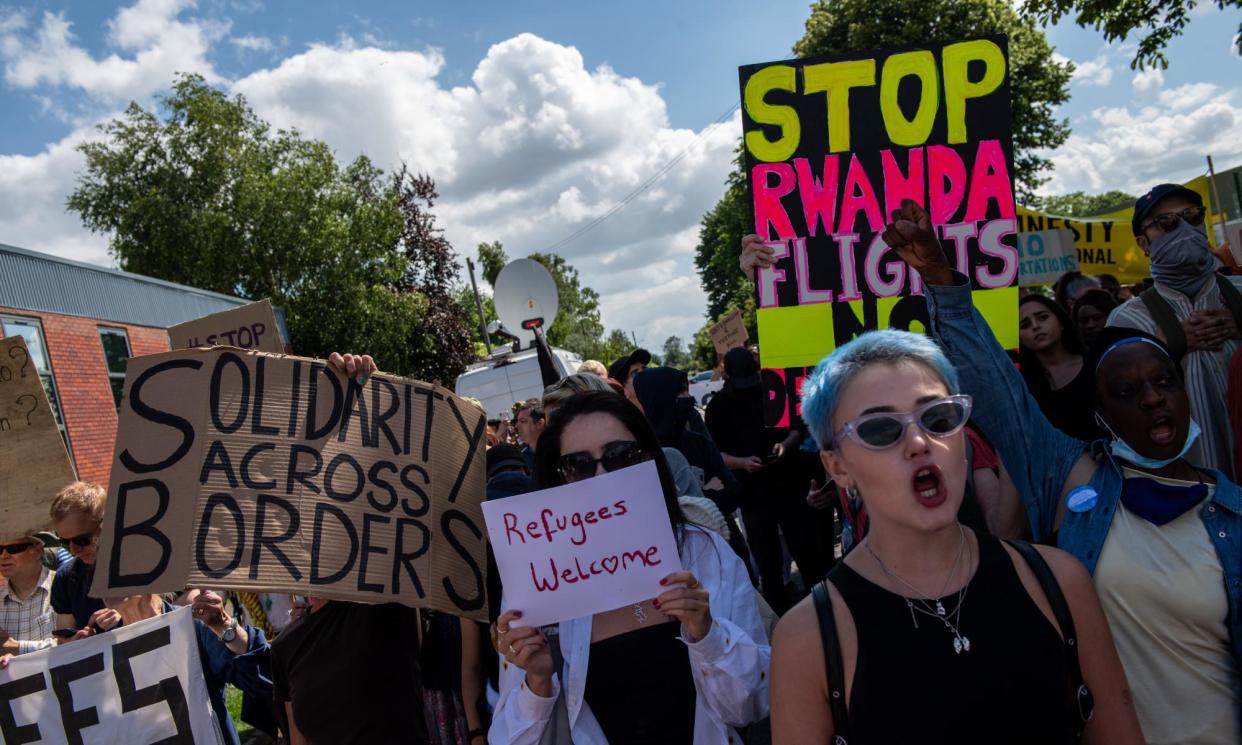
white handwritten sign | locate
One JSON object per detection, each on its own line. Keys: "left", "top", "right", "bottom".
{"left": 0, "top": 607, "right": 220, "bottom": 744}
{"left": 482, "top": 461, "right": 681, "bottom": 628}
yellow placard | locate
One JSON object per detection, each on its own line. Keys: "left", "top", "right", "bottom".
{"left": 757, "top": 286, "right": 1018, "bottom": 369}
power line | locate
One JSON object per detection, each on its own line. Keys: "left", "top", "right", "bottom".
{"left": 543, "top": 100, "right": 741, "bottom": 253}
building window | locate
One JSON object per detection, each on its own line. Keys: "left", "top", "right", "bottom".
{"left": 0, "top": 315, "right": 72, "bottom": 457}
{"left": 98, "top": 327, "right": 131, "bottom": 409}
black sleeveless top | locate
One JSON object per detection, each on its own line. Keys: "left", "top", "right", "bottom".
{"left": 829, "top": 530, "right": 1074, "bottom": 744}
{"left": 583, "top": 620, "right": 696, "bottom": 743}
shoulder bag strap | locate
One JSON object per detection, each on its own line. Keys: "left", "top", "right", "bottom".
{"left": 811, "top": 579, "right": 851, "bottom": 744}
{"left": 1006, "top": 540, "right": 1094, "bottom": 740}
{"left": 1140, "top": 286, "right": 1187, "bottom": 358}
{"left": 1214, "top": 275, "right": 1242, "bottom": 328}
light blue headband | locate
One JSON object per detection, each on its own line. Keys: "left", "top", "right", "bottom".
{"left": 1095, "top": 336, "right": 1169, "bottom": 372}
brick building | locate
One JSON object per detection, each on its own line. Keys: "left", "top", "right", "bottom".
{"left": 0, "top": 243, "right": 285, "bottom": 486}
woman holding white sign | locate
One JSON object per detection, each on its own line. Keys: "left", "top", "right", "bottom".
{"left": 491, "top": 391, "right": 771, "bottom": 744}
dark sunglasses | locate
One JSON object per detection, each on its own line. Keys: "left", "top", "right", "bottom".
{"left": 1142, "top": 205, "right": 1206, "bottom": 234}
{"left": 61, "top": 532, "right": 97, "bottom": 549}
{"left": 0, "top": 542, "right": 37, "bottom": 556}
{"left": 832, "top": 395, "right": 973, "bottom": 450}
{"left": 559, "top": 440, "right": 647, "bottom": 483}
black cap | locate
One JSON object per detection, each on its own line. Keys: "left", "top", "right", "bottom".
{"left": 607, "top": 348, "right": 652, "bottom": 384}
{"left": 723, "top": 347, "right": 761, "bottom": 389}
{"left": 486, "top": 444, "right": 527, "bottom": 480}
{"left": 1132, "top": 184, "right": 1203, "bottom": 236}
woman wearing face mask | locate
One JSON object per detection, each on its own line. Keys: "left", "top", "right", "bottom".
{"left": 490, "top": 391, "right": 770, "bottom": 744}
{"left": 884, "top": 198, "right": 1242, "bottom": 745}
{"left": 1018, "top": 295, "right": 1105, "bottom": 442}
{"left": 768, "top": 328, "right": 1140, "bottom": 744}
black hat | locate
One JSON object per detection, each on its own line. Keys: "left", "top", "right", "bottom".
{"left": 723, "top": 347, "right": 761, "bottom": 390}
{"left": 607, "top": 348, "right": 652, "bottom": 384}
{"left": 1132, "top": 184, "right": 1203, "bottom": 236}
{"left": 486, "top": 444, "right": 528, "bottom": 480}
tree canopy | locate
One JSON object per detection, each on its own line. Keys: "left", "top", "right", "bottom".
{"left": 68, "top": 74, "right": 475, "bottom": 383}
{"left": 1030, "top": 190, "right": 1137, "bottom": 217}
{"left": 1020, "top": 0, "right": 1242, "bottom": 69}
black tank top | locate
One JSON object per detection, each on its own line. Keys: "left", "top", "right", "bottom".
{"left": 830, "top": 530, "right": 1074, "bottom": 744}
{"left": 583, "top": 620, "right": 696, "bottom": 743}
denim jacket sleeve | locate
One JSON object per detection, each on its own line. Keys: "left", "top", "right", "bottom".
{"left": 196, "top": 622, "right": 274, "bottom": 700}
{"left": 924, "top": 274, "right": 1087, "bottom": 541}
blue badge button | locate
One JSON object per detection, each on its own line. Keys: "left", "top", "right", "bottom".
{"left": 1066, "top": 485, "right": 1099, "bottom": 513}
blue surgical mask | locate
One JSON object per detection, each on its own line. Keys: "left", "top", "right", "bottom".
{"left": 1098, "top": 416, "right": 1202, "bottom": 469}
{"left": 1148, "top": 220, "right": 1216, "bottom": 297}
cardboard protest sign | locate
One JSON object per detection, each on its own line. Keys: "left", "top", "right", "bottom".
{"left": 92, "top": 348, "right": 489, "bottom": 620}
{"left": 1015, "top": 174, "right": 1216, "bottom": 284}
{"left": 0, "top": 606, "right": 219, "bottom": 744}
{"left": 482, "top": 461, "right": 681, "bottom": 628}
{"left": 0, "top": 336, "right": 76, "bottom": 539}
{"left": 740, "top": 36, "right": 1019, "bottom": 426}
{"left": 1017, "top": 229, "right": 1077, "bottom": 286}
{"left": 168, "top": 299, "right": 285, "bottom": 354}
{"left": 709, "top": 309, "right": 750, "bottom": 355}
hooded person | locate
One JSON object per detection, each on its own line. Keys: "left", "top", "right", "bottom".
{"left": 706, "top": 349, "right": 829, "bottom": 613}
{"left": 1107, "top": 183, "right": 1242, "bottom": 478}
{"left": 633, "top": 367, "right": 743, "bottom": 518}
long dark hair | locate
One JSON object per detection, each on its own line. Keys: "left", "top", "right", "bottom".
{"left": 1019, "top": 294, "right": 1083, "bottom": 395}
{"left": 532, "top": 391, "right": 686, "bottom": 536}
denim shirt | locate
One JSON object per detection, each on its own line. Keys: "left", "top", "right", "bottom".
{"left": 924, "top": 274, "right": 1242, "bottom": 676}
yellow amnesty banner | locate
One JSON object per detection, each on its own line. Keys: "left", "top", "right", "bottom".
{"left": 1016, "top": 175, "right": 1214, "bottom": 285}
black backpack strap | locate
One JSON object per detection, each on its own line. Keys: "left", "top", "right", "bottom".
{"left": 1140, "top": 286, "right": 1186, "bottom": 358}
{"left": 1215, "top": 275, "right": 1242, "bottom": 329}
{"left": 811, "top": 580, "right": 851, "bottom": 744}
{"left": 1007, "top": 540, "right": 1094, "bottom": 739}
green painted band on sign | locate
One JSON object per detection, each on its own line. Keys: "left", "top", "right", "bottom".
{"left": 757, "top": 287, "right": 1018, "bottom": 370}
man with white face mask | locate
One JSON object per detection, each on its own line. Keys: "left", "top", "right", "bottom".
{"left": 1107, "top": 184, "right": 1242, "bottom": 477}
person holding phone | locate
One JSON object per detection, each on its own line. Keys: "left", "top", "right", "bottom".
{"left": 48, "top": 481, "right": 107, "bottom": 639}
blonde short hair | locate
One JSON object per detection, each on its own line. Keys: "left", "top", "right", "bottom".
{"left": 578, "top": 360, "right": 608, "bottom": 377}
{"left": 50, "top": 481, "right": 107, "bottom": 524}
{"left": 542, "top": 373, "right": 615, "bottom": 410}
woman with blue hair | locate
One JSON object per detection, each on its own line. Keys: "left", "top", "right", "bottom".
{"left": 808, "top": 198, "right": 1240, "bottom": 744}
{"left": 750, "top": 242, "right": 1141, "bottom": 742}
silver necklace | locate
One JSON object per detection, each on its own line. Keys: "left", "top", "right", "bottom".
{"left": 864, "top": 526, "right": 973, "bottom": 654}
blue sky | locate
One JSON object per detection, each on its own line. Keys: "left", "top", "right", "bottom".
{"left": 1, "top": 0, "right": 1240, "bottom": 348}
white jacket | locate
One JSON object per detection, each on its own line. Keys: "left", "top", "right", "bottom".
{"left": 489, "top": 526, "right": 771, "bottom": 744}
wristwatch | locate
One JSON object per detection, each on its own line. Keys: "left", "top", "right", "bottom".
{"left": 221, "top": 617, "right": 238, "bottom": 643}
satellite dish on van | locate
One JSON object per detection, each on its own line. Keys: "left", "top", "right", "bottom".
{"left": 493, "top": 258, "right": 559, "bottom": 349}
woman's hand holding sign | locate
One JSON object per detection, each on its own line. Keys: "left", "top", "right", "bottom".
{"left": 655, "top": 571, "right": 712, "bottom": 642}
{"left": 739, "top": 234, "right": 776, "bottom": 281}
{"left": 494, "top": 610, "right": 555, "bottom": 697}
{"left": 881, "top": 199, "right": 955, "bottom": 286}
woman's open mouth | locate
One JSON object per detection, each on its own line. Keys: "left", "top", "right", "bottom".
{"left": 1148, "top": 414, "right": 1178, "bottom": 446}
{"left": 912, "top": 464, "right": 947, "bottom": 508}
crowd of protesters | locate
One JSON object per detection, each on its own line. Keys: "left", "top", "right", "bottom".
{"left": 2, "top": 181, "right": 1240, "bottom": 744}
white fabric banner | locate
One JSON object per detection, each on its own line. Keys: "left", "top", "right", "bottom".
{"left": 1018, "top": 228, "right": 1078, "bottom": 286}
{"left": 0, "top": 606, "right": 221, "bottom": 744}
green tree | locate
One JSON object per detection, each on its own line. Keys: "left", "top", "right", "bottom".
{"left": 1030, "top": 190, "right": 1137, "bottom": 217}
{"left": 1021, "top": 0, "right": 1242, "bottom": 70}
{"left": 526, "top": 252, "right": 611, "bottom": 360}
{"left": 67, "top": 74, "right": 468, "bottom": 380}
{"left": 598, "top": 329, "right": 635, "bottom": 366}
{"left": 661, "top": 336, "right": 692, "bottom": 370}
{"left": 796, "top": 0, "right": 1073, "bottom": 200}
{"left": 477, "top": 240, "right": 508, "bottom": 286}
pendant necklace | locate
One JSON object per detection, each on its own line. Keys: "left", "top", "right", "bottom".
{"left": 864, "top": 525, "right": 973, "bottom": 654}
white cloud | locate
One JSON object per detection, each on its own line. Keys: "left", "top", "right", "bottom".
{"left": 1056, "top": 50, "right": 1114, "bottom": 87}
{"left": 0, "top": 0, "right": 226, "bottom": 104}
{"left": 1132, "top": 67, "right": 1164, "bottom": 94}
{"left": 0, "top": 11, "right": 736, "bottom": 346}
{"left": 1041, "top": 70, "right": 1242, "bottom": 195}
{"left": 230, "top": 34, "right": 272, "bottom": 52}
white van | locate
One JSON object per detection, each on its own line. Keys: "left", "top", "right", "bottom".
{"left": 455, "top": 345, "right": 582, "bottom": 419}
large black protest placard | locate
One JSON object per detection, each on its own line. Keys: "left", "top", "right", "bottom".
{"left": 91, "top": 348, "right": 489, "bottom": 620}
{"left": 739, "top": 37, "right": 1020, "bottom": 426}
{"left": 0, "top": 607, "right": 218, "bottom": 744}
